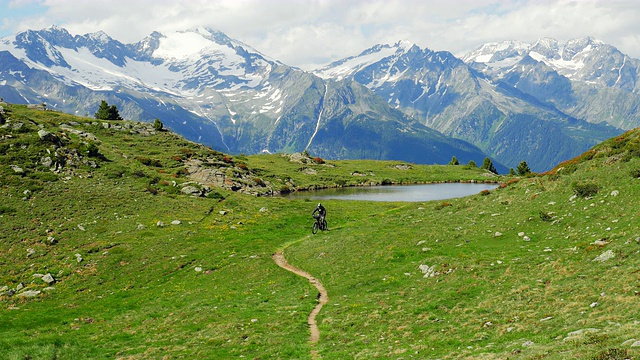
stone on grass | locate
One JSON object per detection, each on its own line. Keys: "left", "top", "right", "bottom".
{"left": 75, "top": 253, "right": 83, "bottom": 263}
{"left": 592, "top": 250, "right": 615, "bottom": 263}
{"left": 16, "top": 290, "right": 40, "bottom": 298}
{"left": 419, "top": 264, "right": 439, "bottom": 278}
{"left": 42, "top": 273, "right": 55, "bottom": 285}
{"left": 171, "top": 220, "right": 181, "bottom": 225}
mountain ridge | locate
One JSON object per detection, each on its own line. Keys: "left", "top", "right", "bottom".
{"left": 1, "top": 26, "right": 636, "bottom": 172}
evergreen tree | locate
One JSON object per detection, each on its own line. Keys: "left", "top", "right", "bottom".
{"left": 153, "top": 118, "right": 164, "bottom": 131}
{"left": 509, "top": 168, "right": 516, "bottom": 176}
{"left": 480, "top": 157, "right": 498, "bottom": 174}
{"left": 449, "top": 156, "right": 459, "bottom": 165}
{"left": 516, "top": 161, "right": 532, "bottom": 176}
{"left": 94, "top": 100, "right": 122, "bottom": 120}
{"left": 467, "top": 160, "right": 477, "bottom": 168}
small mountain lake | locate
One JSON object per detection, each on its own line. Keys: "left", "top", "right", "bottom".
{"left": 282, "top": 183, "right": 499, "bottom": 202}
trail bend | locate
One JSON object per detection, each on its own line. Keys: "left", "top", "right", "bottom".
{"left": 273, "top": 251, "right": 328, "bottom": 358}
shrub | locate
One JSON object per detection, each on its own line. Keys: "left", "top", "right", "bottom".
{"left": 253, "top": 177, "right": 265, "bottom": 186}
{"left": 237, "top": 163, "right": 248, "bottom": 170}
{"left": 146, "top": 186, "right": 158, "bottom": 195}
{"left": 539, "top": 211, "right": 553, "bottom": 222}
{"left": 207, "top": 191, "right": 226, "bottom": 200}
{"left": 630, "top": 168, "right": 640, "bottom": 179}
{"left": 572, "top": 182, "right": 599, "bottom": 198}
{"left": 480, "top": 189, "right": 491, "bottom": 196}
{"left": 312, "top": 157, "right": 325, "bottom": 164}
{"left": 136, "top": 156, "right": 162, "bottom": 167}
{"left": 106, "top": 167, "right": 126, "bottom": 179}
{"left": 131, "top": 170, "right": 147, "bottom": 178}
{"left": 435, "top": 202, "right": 452, "bottom": 210}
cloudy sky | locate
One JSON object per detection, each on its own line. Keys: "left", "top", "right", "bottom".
{"left": 1, "top": 0, "right": 639, "bottom": 70}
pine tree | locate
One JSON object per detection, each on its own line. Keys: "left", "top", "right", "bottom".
{"left": 481, "top": 157, "right": 498, "bottom": 174}
{"left": 449, "top": 156, "right": 459, "bottom": 165}
{"left": 516, "top": 161, "right": 532, "bottom": 176}
{"left": 153, "top": 118, "right": 164, "bottom": 131}
{"left": 94, "top": 100, "right": 122, "bottom": 120}
{"left": 467, "top": 160, "right": 477, "bottom": 168}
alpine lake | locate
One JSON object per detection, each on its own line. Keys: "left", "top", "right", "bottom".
{"left": 282, "top": 183, "right": 499, "bottom": 202}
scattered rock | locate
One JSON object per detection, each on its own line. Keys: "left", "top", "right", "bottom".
{"left": 16, "top": 290, "right": 41, "bottom": 298}
{"left": 195, "top": 267, "right": 203, "bottom": 272}
{"left": 522, "top": 340, "right": 534, "bottom": 347}
{"left": 157, "top": 221, "right": 164, "bottom": 227}
{"left": 42, "top": 273, "right": 55, "bottom": 285}
{"left": 518, "top": 232, "right": 525, "bottom": 237}
{"left": 419, "top": 264, "right": 439, "bottom": 278}
{"left": 592, "top": 250, "right": 615, "bottom": 263}
{"left": 10, "top": 165, "right": 24, "bottom": 174}
{"left": 171, "top": 220, "right": 181, "bottom": 225}
{"left": 181, "top": 185, "right": 202, "bottom": 196}
{"left": 563, "top": 328, "right": 600, "bottom": 342}
{"left": 46, "top": 236, "right": 57, "bottom": 245}
{"left": 523, "top": 236, "right": 531, "bottom": 242}
{"left": 41, "top": 156, "right": 53, "bottom": 167}
{"left": 219, "top": 210, "right": 227, "bottom": 215}
{"left": 27, "top": 248, "right": 35, "bottom": 257}
{"left": 77, "top": 224, "right": 86, "bottom": 231}
{"left": 610, "top": 190, "right": 619, "bottom": 197}
{"left": 75, "top": 253, "right": 83, "bottom": 263}
{"left": 137, "top": 223, "right": 145, "bottom": 230}
{"left": 37, "top": 129, "right": 61, "bottom": 144}
{"left": 494, "top": 231, "right": 503, "bottom": 237}
{"left": 590, "top": 302, "right": 598, "bottom": 308}
{"left": 259, "top": 207, "right": 268, "bottom": 213}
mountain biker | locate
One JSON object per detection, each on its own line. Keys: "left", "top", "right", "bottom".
{"left": 312, "top": 203, "right": 326, "bottom": 225}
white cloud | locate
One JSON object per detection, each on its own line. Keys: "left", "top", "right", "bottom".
{"left": 2, "top": 0, "right": 639, "bottom": 70}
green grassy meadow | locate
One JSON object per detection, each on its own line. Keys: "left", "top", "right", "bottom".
{"left": 1, "top": 104, "right": 639, "bottom": 359}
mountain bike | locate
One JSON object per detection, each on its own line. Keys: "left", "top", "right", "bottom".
{"left": 312, "top": 214, "right": 327, "bottom": 234}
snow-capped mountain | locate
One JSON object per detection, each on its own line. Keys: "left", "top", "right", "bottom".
{"left": 315, "top": 39, "right": 622, "bottom": 171}
{"left": 464, "top": 37, "right": 640, "bottom": 130}
{"left": 0, "top": 26, "right": 492, "bottom": 168}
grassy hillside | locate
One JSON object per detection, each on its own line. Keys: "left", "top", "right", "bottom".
{"left": 1, "top": 103, "right": 639, "bottom": 359}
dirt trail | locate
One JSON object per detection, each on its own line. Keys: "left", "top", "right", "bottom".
{"left": 272, "top": 251, "right": 328, "bottom": 358}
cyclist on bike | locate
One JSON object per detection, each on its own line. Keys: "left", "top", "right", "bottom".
{"left": 312, "top": 203, "right": 326, "bottom": 224}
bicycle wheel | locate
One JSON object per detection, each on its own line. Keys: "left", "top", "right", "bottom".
{"left": 312, "top": 221, "right": 319, "bottom": 234}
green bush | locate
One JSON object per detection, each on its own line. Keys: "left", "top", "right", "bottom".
{"left": 572, "top": 182, "right": 599, "bottom": 198}
{"left": 630, "top": 168, "right": 640, "bottom": 178}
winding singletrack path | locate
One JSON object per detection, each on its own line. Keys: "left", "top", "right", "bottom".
{"left": 273, "top": 251, "right": 328, "bottom": 358}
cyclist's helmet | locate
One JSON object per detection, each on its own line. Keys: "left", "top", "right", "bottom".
{"left": 318, "top": 203, "right": 322, "bottom": 207}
